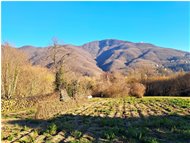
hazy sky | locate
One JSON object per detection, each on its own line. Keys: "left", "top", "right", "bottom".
{"left": 2, "top": 1, "right": 190, "bottom": 51}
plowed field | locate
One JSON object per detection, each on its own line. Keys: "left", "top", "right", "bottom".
{"left": 2, "top": 97, "right": 190, "bottom": 143}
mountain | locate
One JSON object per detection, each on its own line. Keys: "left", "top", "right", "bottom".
{"left": 19, "top": 45, "right": 103, "bottom": 76}
{"left": 82, "top": 39, "right": 190, "bottom": 74}
{"left": 20, "top": 39, "right": 190, "bottom": 76}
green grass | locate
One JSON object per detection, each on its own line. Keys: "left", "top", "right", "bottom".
{"left": 168, "top": 98, "right": 190, "bottom": 108}
{"left": 71, "top": 130, "right": 83, "bottom": 139}
{"left": 45, "top": 123, "right": 57, "bottom": 135}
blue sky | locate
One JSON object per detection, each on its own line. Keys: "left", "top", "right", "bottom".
{"left": 2, "top": 1, "right": 190, "bottom": 51}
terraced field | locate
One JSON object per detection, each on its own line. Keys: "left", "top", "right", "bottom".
{"left": 2, "top": 97, "right": 190, "bottom": 143}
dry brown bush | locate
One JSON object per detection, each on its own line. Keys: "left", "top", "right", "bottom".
{"left": 145, "top": 72, "right": 190, "bottom": 96}
{"left": 91, "top": 73, "right": 111, "bottom": 97}
{"left": 129, "top": 83, "right": 146, "bottom": 98}
{"left": 1, "top": 44, "right": 28, "bottom": 99}
{"left": 104, "top": 82, "right": 130, "bottom": 98}
{"left": 92, "top": 72, "right": 131, "bottom": 98}
{"left": 77, "top": 77, "right": 95, "bottom": 96}
{"left": 1, "top": 44, "right": 55, "bottom": 98}
{"left": 17, "top": 65, "right": 55, "bottom": 97}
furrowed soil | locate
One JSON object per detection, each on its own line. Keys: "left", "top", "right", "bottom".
{"left": 2, "top": 97, "right": 190, "bottom": 143}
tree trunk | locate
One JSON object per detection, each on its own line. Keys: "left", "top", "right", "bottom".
{"left": 11, "top": 67, "right": 19, "bottom": 97}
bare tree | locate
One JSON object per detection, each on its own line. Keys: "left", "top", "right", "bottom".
{"left": 51, "top": 38, "right": 61, "bottom": 71}
{"left": 48, "top": 38, "right": 71, "bottom": 71}
{"left": 1, "top": 43, "right": 27, "bottom": 99}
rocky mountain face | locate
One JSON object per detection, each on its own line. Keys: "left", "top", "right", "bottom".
{"left": 19, "top": 39, "right": 190, "bottom": 76}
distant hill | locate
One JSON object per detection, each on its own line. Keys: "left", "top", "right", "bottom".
{"left": 19, "top": 39, "right": 190, "bottom": 76}
{"left": 19, "top": 45, "right": 103, "bottom": 76}
{"left": 82, "top": 39, "right": 190, "bottom": 74}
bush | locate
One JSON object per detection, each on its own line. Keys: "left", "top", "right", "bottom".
{"left": 17, "top": 65, "right": 55, "bottom": 97}
{"left": 129, "top": 83, "right": 146, "bottom": 98}
{"left": 92, "top": 73, "right": 130, "bottom": 98}
{"left": 46, "top": 123, "right": 57, "bottom": 135}
{"left": 1, "top": 45, "right": 55, "bottom": 98}
{"left": 104, "top": 82, "right": 130, "bottom": 98}
{"left": 66, "top": 80, "right": 78, "bottom": 97}
{"left": 145, "top": 72, "right": 190, "bottom": 96}
{"left": 76, "top": 77, "right": 95, "bottom": 98}
{"left": 91, "top": 81, "right": 109, "bottom": 97}
{"left": 1, "top": 44, "right": 28, "bottom": 99}
{"left": 91, "top": 73, "right": 147, "bottom": 98}
{"left": 54, "top": 68, "right": 88, "bottom": 98}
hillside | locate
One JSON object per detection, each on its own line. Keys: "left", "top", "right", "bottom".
{"left": 20, "top": 45, "right": 103, "bottom": 76}
{"left": 20, "top": 39, "right": 190, "bottom": 75}
{"left": 82, "top": 39, "right": 190, "bottom": 74}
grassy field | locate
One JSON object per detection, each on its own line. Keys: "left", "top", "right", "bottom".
{"left": 1, "top": 97, "right": 190, "bottom": 143}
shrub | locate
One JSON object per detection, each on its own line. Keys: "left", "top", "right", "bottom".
{"left": 92, "top": 73, "right": 130, "bottom": 98}
{"left": 77, "top": 77, "right": 94, "bottom": 96}
{"left": 104, "top": 81, "right": 130, "bottom": 98}
{"left": 71, "top": 130, "right": 82, "bottom": 139}
{"left": 130, "top": 83, "right": 146, "bottom": 98}
{"left": 91, "top": 73, "right": 147, "bottom": 98}
{"left": 1, "top": 44, "right": 55, "bottom": 98}
{"left": 7, "top": 135, "right": 14, "bottom": 141}
{"left": 66, "top": 80, "right": 78, "bottom": 97}
{"left": 1, "top": 44, "right": 28, "bottom": 99}
{"left": 54, "top": 68, "right": 88, "bottom": 98}
{"left": 46, "top": 123, "right": 57, "bottom": 135}
{"left": 17, "top": 65, "right": 55, "bottom": 97}
{"left": 145, "top": 72, "right": 190, "bottom": 96}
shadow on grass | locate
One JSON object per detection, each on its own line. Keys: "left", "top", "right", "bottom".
{"left": 6, "top": 114, "right": 190, "bottom": 143}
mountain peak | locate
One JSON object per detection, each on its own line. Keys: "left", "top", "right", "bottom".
{"left": 81, "top": 39, "right": 190, "bottom": 73}
{"left": 19, "top": 39, "right": 190, "bottom": 75}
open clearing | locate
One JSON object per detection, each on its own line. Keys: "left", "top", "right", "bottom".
{"left": 2, "top": 97, "right": 190, "bottom": 143}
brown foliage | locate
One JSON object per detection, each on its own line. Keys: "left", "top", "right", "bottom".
{"left": 129, "top": 83, "right": 146, "bottom": 98}
{"left": 17, "top": 65, "right": 55, "bottom": 97}
{"left": 92, "top": 72, "right": 145, "bottom": 98}
{"left": 35, "top": 93, "right": 87, "bottom": 119}
{"left": 145, "top": 72, "right": 190, "bottom": 96}
{"left": 1, "top": 44, "right": 28, "bottom": 99}
{"left": 104, "top": 82, "right": 130, "bottom": 98}
{"left": 1, "top": 93, "right": 53, "bottom": 113}
{"left": 1, "top": 44, "right": 55, "bottom": 98}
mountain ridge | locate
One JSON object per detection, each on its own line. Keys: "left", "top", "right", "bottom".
{"left": 19, "top": 39, "right": 190, "bottom": 76}
{"left": 18, "top": 39, "right": 189, "bottom": 53}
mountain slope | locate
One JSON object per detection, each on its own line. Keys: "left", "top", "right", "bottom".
{"left": 20, "top": 45, "right": 103, "bottom": 76}
{"left": 20, "top": 39, "right": 190, "bottom": 76}
{"left": 82, "top": 39, "right": 190, "bottom": 74}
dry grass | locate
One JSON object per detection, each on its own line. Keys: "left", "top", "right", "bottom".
{"left": 1, "top": 93, "right": 55, "bottom": 114}
{"left": 35, "top": 92, "right": 88, "bottom": 119}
